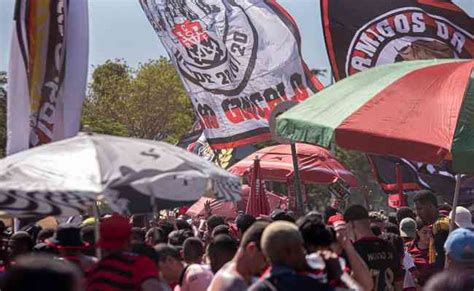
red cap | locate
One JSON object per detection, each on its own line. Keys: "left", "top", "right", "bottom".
{"left": 328, "top": 214, "right": 344, "bottom": 225}
{"left": 96, "top": 214, "right": 131, "bottom": 249}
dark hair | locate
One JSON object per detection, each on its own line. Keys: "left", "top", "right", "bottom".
{"left": 240, "top": 221, "right": 269, "bottom": 249}
{"left": 396, "top": 207, "right": 416, "bottom": 223}
{"left": 270, "top": 210, "right": 295, "bottom": 223}
{"left": 131, "top": 227, "right": 145, "bottom": 243}
{"left": 168, "top": 229, "right": 194, "bottom": 248}
{"left": 183, "top": 237, "right": 204, "bottom": 263}
{"left": 207, "top": 234, "right": 238, "bottom": 273}
{"left": 212, "top": 225, "right": 231, "bottom": 237}
{"left": 146, "top": 227, "right": 165, "bottom": 244}
{"left": 385, "top": 222, "right": 400, "bottom": 235}
{"left": 206, "top": 215, "right": 225, "bottom": 232}
{"left": 235, "top": 214, "right": 256, "bottom": 235}
{"left": 175, "top": 219, "right": 192, "bottom": 231}
{"left": 388, "top": 212, "right": 398, "bottom": 226}
{"left": 157, "top": 221, "right": 174, "bottom": 241}
{"left": 344, "top": 205, "right": 369, "bottom": 222}
{"left": 131, "top": 243, "right": 157, "bottom": 262}
{"left": 1, "top": 255, "right": 80, "bottom": 291}
{"left": 423, "top": 270, "right": 474, "bottom": 291}
{"left": 438, "top": 203, "right": 452, "bottom": 213}
{"left": 371, "top": 224, "right": 382, "bottom": 236}
{"left": 413, "top": 190, "right": 438, "bottom": 207}
{"left": 10, "top": 231, "right": 34, "bottom": 250}
{"left": 297, "top": 215, "right": 334, "bottom": 250}
{"left": 37, "top": 228, "right": 55, "bottom": 243}
{"left": 154, "top": 243, "right": 181, "bottom": 262}
{"left": 415, "top": 217, "right": 428, "bottom": 231}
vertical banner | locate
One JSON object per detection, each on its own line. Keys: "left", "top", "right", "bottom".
{"left": 321, "top": 0, "right": 473, "bottom": 81}
{"left": 140, "top": 0, "right": 323, "bottom": 149}
{"left": 7, "top": 0, "right": 89, "bottom": 154}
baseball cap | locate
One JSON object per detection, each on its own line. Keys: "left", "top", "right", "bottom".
{"left": 344, "top": 205, "right": 369, "bottom": 222}
{"left": 399, "top": 218, "right": 417, "bottom": 239}
{"left": 450, "top": 206, "right": 473, "bottom": 229}
{"left": 96, "top": 214, "right": 131, "bottom": 249}
{"left": 328, "top": 214, "right": 344, "bottom": 225}
{"left": 444, "top": 228, "right": 474, "bottom": 263}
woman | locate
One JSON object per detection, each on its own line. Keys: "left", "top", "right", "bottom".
{"left": 407, "top": 218, "right": 431, "bottom": 286}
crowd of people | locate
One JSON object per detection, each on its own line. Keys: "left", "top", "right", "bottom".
{"left": 0, "top": 190, "right": 473, "bottom": 291}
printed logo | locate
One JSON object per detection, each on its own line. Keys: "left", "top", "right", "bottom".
{"left": 346, "top": 7, "right": 473, "bottom": 76}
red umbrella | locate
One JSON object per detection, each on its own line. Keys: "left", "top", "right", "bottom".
{"left": 228, "top": 143, "right": 357, "bottom": 186}
{"left": 246, "top": 158, "right": 271, "bottom": 216}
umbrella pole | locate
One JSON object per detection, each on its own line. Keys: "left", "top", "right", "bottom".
{"left": 93, "top": 202, "right": 102, "bottom": 259}
{"left": 449, "top": 175, "right": 461, "bottom": 232}
{"left": 290, "top": 143, "right": 304, "bottom": 215}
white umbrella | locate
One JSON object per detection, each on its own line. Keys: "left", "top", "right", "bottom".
{"left": 0, "top": 133, "right": 241, "bottom": 217}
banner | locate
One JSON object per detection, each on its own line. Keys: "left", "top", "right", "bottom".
{"left": 321, "top": 0, "right": 473, "bottom": 80}
{"left": 140, "top": 0, "right": 322, "bottom": 149}
{"left": 7, "top": 0, "right": 89, "bottom": 154}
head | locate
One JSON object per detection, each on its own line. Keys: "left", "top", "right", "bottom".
{"left": 131, "top": 243, "right": 157, "bottom": 262}
{"left": 36, "top": 228, "right": 55, "bottom": 244}
{"left": 145, "top": 227, "right": 163, "bottom": 246}
{"left": 449, "top": 206, "right": 473, "bottom": 229}
{"left": 1, "top": 254, "right": 82, "bottom": 291}
{"left": 261, "top": 221, "right": 307, "bottom": 271}
{"left": 97, "top": 214, "right": 132, "bottom": 251}
{"left": 168, "top": 229, "right": 193, "bottom": 249}
{"left": 235, "top": 214, "right": 256, "bottom": 237}
{"left": 297, "top": 215, "right": 334, "bottom": 253}
{"left": 8, "top": 231, "right": 34, "bottom": 260}
{"left": 157, "top": 221, "right": 174, "bottom": 241}
{"left": 154, "top": 244, "right": 184, "bottom": 283}
{"left": 344, "top": 205, "right": 371, "bottom": 240}
{"left": 130, "top": 227, "right": 145, "bottom": 244}
{"left": 206, "top": 215, "right": 225, "bottom": 234}
{"left": 423, "top": 269, "right": 474, "bottom": 291}
{"left": 369, "top": 211, "right": 386, "bottom": 232}
{"left": 182, "top": 237, "right": 204, "bottom": 264}
{"left": 270, "top": 209, "right": 295, "bottom": 223}
{"left": 207, "top": 234, "right": 238, "bottom": 273}
{"left": 444, "top": 228, "right": 474, "bottom": 270}
{"left": 239, "top": 221, "right": 269, "bottom": 276}
{"left": 413, "top": 190, "right": 439, "bottom": 224}
{"left": 396, "top": 207, "right": 416, "bottom": 224}
{"left": 175, "top": 218, "right": 192, "bottom": 231}
{"left": 399, "top": 218, "right": 417, "bottom": 240}
{"left": 211, "top": 224, "right": 231, "bottom": 238}
{"left": 415, "top": 218, "right": 431, "bottom": 245}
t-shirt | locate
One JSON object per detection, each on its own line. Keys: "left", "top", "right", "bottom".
{"left": 207, "top": 262, "right": 248, "bottom": 291}
{"left": 176, "top": 264, "right": 213, "bottom": 291}
{"left": 86, "top": 252, "right": 158, "bottom": 291}
{"left": 354, "top": 237, "right": 404, "bottom": 291}
{"left": 407, "top": 241, "right": 431, "bottom": 285}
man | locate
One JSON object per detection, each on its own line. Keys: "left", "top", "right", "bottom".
{"left": 449, "top": 206, "right": 473, "bottom": 229}
{"left": 208, "top": 221, "right": 269, "bottom": 291}
{"left": 413, "top": 190, "right": 449, "bottom": 270}
{"left": 182, "top": 237, "right": 204, "bottom": 265}
{"left": 444, "top": 227, "right": 474, "bottom": 270}
{"left": 155, "top": 243, "right": 213, "bottom": 291}
{"left": 86, "top": 214, "right": 163, "bottom": 291}
{"left": 235, "top": 213, "right": 256, "bottom": 238}
{"left": 8, "top": 231, "right": 34, "bottom": 266}
{"left": 249, "top": 221, "right": 333, "bottom": 291}
{"left": 396, "top": 207, "right": 416, "bottom": 225}
{"left": 206, "top": 234, "right": 238, "bottom": 273}
{"left": 344, "top": 205, "right": 404, "bottom": 291}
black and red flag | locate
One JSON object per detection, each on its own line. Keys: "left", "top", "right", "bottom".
{"left": 321, "top": 0, "right": 473, "bottom": 81}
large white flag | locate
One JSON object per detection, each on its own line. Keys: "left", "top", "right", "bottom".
{"left": 140, "top": 0, "right": 323, "bottom": 149}
{"left": 7, "top": 0, "right": 89, "bottom": 154}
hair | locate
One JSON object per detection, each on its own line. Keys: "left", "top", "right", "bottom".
{"left": 1, "top": 255, "right": 81, "bottom": 291}
{"left": 438, "top": 203, "right": 452, "bottom": 213}
{"left": 207, "top": 234, "right": 238, "bottom": 273}
{"left": 146, "top": 227, "right": 164, "bottom": 244}
{"left": 10, "top": 231, "right": 34, "bottom": 251}
{"left": 240, "top": 221, "right": 269, "bottom": 249}
{"left": 297, "top": 215, "right": 333, "bottom": 251}
{"left": 396, "top": 207, "right": 416, "bottom": 224}
{"left": 154, "top": 243, "right": 181, "bottom": 262}
{"left": 261, "top": 221, "right": 303, "bottom": 265}
{"left": 371, "top": 224, "right": 382, "bottom": 236}
{"left": 212, "top": 224, "right": 231, "bottom": 237}
{"left": 423, "top": 270, "right": 474, "bottom": 291}
{"left": 388, "top": 212, "right": 398, "bottom": 226}
{"left": 168, "top": 229, "right": 194, "bottom": 248}
{"left": 183, "top": 237, "right": 204, "bottom": 264}
{"left": 415, "top": 217, "right": 428, "bottom": 231}
{"left": 413, "top": 190, "right": 438, "bottom": 207}
{"left": 175, "top": 219, "right": 192, "bottom": 231}
{"left": 344, "top": 205, "right": 369, "bottom": 222}
{"left": 206, "top": 215, "right": 226, "bottom": 232}
{"left": 157, "top": 221, "right": 174, "bottom": 241}
{"left": 235, "top": 214, "right": 256, "bottom": 235}
{"left": 385, "top": 222, "right": 400, "bottom": 235}
{"left": 324, "top": 207, "right": 338, "bottom": 224}
{"left": 36, "top": 228, "right": 55, "bottom": 243}
{"left": 131, "top": 243, "right": 157, "bottom": 262}
{"left": 131, "top": 227, "right": 146, "bottom": 244}
{"left": 369, "top": 211, "right": 387, "bottom": 223}
{"left": 270, "top": 210, "right": 295, "bottom": 223}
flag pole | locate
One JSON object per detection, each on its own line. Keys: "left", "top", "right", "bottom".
{"left": 291, "top": 143, "right": 304, "bottom": 215}
{"left": 449, "top": 175, "right": 461, "bottom": 232}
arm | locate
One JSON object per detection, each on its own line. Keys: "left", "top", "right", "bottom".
{"left": 141, "top": 278, "right": 169, "bottom": 291}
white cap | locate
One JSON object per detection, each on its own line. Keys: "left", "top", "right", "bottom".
{"left": 450, "top": 206, "right": 473, "bottom": 229}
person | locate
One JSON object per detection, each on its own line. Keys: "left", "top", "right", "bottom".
{"left": 407, "top": 218, "right": 431, "bottom": 285}
{"left": 155, "top": 243, "right": 213, "bottom": 291}
{"left": 7, "top": 231, "right": 34, "bottom": 266}
{"left": 413, "top": 190, "right": 449, "bottom": 270}
{"left": 235, "top": 213, "right": 256, "bottom": 237}
{"left": 1, "top": 254, "right": 83, "bottom": 291}
{"left": 369, "top": 211, "right": 386, "bottom": 234}
{"left": 182, "top": 237, "right": 204, "bottom": 265}
{"left": 444, "top": 227, "right": 474, "bottom": 270}
{"left": 208, "top": 221, "right": 269, "bottom": 291}
{"left": 449, "top": 206, "right": 473, "bottom": 229}
{"left": 211, "top": 224, "right": 232, "bottom": 238}
{"left": 396, "top": 207, "right": 416, "bottom": 225}
{"left": 423, "top": 269, "right": 474, "bottom": 291}
{"left": 85, "top": 214, "right": 163, "bottom": 291}
{"left": 80, "top": 225, "right": 96, "bottom": 257}
{"left": 399, "top": 217, "right": 417, "bottom": 245}
{"left": 36, "top": 228, "right": 55, "bottom": 243}
{"left": 131, "top": 227, "right": 146, "bottom": 244}
{"left": 47, "top": 224, "right": 97, "bottom": 273}
{"left": 270, "top": 209, "right": 295, "bottom": 223}
{"left": 206, "top": 234, "right": 238, "bottom": 273}
{"left": 206, "top": 215, "right": 226, "bottom": 236}
{"left": 168, "top": 229, "right": 193, "bottom": 249}
{"left": 344, "top": 205, "right": 404, "bottom": 291}
{"left": 145, "top": 227, "right": 163, "bottom": 246}
{"left": 249, "top": 221, "right": 333, "bottom": 291}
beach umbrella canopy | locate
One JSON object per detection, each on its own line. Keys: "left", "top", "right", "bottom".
{"left": 0, "top": 133, "right": 241, "bottom": 217}
{"left": 277, "top": 59, "right": 474, "bottom": 174}
{"left": 228, "top": 143, "right": 357, "bottom": 186}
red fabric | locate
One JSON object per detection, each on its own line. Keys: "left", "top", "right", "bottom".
{"left": 246, "top": 158, "right": 271, "bottom": 217}
{"left": 97, "top": 214, "right": 131, "bottom": 249}
{"left": 186, "top": 185, "right": 287, "bottom": 218}
{"left": 336, "top": 61, "right": 474, "bottom": 164}
{"left": 228, "top": 143, "right": 357, "bottom": 186}
{"left": 328, "top": 214, "right": 344, "bottom": 225}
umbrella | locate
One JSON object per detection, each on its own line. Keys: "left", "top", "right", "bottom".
{"left": 0, "top": 133, "right": 241, "bottom": 217}
{"left": 228, "top": 143, "right": 357, "bottom": 186}
{"left": 277, "top": 59, "right": 474, "bottom": 173}
{"left": 186, "top": 185, "right": 288, "bottom": 219}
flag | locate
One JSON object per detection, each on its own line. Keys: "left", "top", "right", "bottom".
{"left": 321, "top": 0, "right": 473, "bottom": 80}
{"left": 7, "top": 0, "right": 89, "bottom": 154}
{"left": 140, "top": 0, "right": 322, "bottom": 149}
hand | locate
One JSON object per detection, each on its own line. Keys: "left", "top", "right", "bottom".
{"left": 204, "top": 200, "right": 212, "bottom": 218}
{"left": 317, "top": 250, "right": 343, "bottom": 280}
{"left": 334, "top": 221, "right": 351, "bottom": 249}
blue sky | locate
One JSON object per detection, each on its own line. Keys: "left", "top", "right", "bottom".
{"left": 1, "top": 0, "right": 472, "bottom": 86}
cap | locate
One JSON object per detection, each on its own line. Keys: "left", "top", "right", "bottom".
{"left": 328, "top": 214, "right": 344, "bottom": 225}
{"left": 444, "top": 228, "right": 474, "bottom": 263}
{"left": 450, "top": 206, "right": 473, "bottom": 229}
{"left": 47, "top": 224, "right": 88, "bottom": 249}
{"left": 344, "top": 205, "right": 369, "bottom": 222}
{"left": 96, "top": 214, "right": 131, "bottom": 249}
{"left": 399, "top": 218, "right": 417, "bottom": 239}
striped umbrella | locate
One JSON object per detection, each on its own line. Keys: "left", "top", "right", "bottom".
{"left": 276, "top": 59, "right": 474, "bottom": 174}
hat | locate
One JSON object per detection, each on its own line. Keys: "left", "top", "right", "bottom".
{"left": 47, "top": 224, "right": 88, "bottom": 249}
{"left": 96, "top": 214, "right": 131, "bottom": 249}
{"left": 344, "top": 205, "right": 369, "bottom": 222}
{"left": 450, "top": 207, "right": 473, "bottom": 229}
{"left": 444, "top": 228, "right": 474, "bottom": 263}
{"left": 399, "top": 218, "right": 417, "bottom": 239}
{"left": 328, "top": 214, "right": 344, "bottom": 225}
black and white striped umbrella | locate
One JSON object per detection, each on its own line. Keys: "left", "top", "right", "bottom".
{"left": 0, "top": 133, "right": 241, "bottom": 217}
